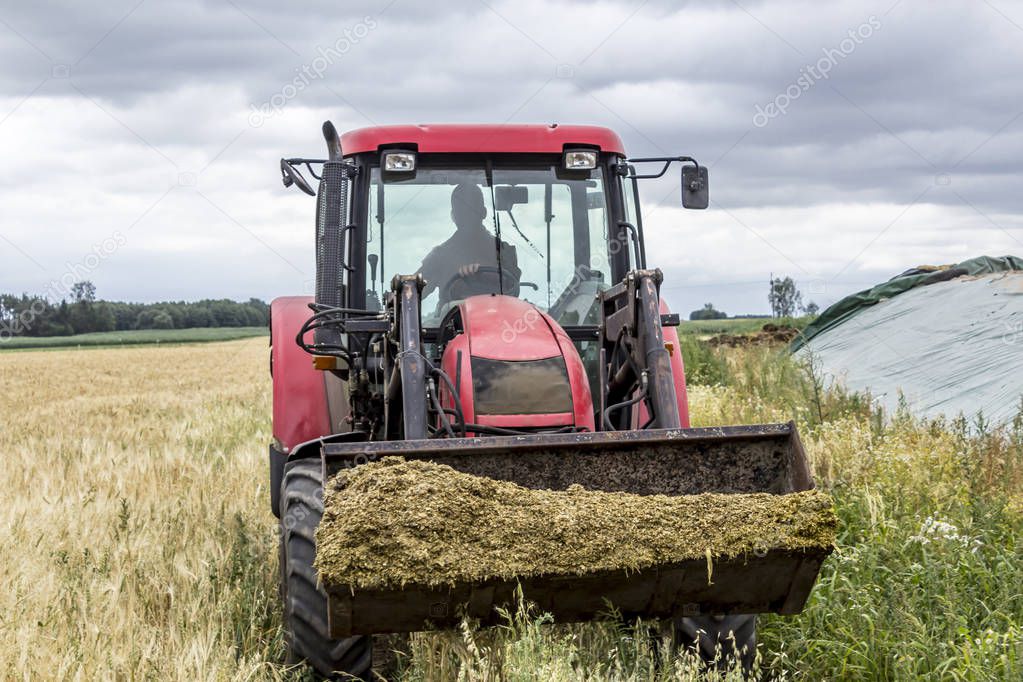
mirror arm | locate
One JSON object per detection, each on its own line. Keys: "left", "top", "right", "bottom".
{"left": 280, "top": 158, "right": 316, "bottom": 196}
{"left": 623, "top": 156, "right": 700, "bottom": 180}
{"left": 283, "top": 158, "right": 327, "bottom": 180}
{"left": 619, "top": 155, "right": 708, "bottom": 208}
{"left": 303, "top": 161, "right": 324, "bottom": 181}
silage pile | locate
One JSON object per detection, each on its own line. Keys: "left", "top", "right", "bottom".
{"left": 315, "top": 457, "right": 836, "bottom": 591}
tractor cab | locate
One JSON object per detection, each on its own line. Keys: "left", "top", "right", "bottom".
{"left": 326, "top": 126, "right": 640, "bottom": 325}
{"left": 281, "top": 124, "right": 708, "bottom": 416}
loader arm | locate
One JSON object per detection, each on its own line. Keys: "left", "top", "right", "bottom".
{"left": 385, "top": 274, "right": 428, "bottom": 440}
{"left": 601, "top": 268, "right": 680, "bottom": 430}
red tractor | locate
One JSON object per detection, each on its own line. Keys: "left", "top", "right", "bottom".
{"left": 272, "top": 122, "right": 823, "bottom": 678}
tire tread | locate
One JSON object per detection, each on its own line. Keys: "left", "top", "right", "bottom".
{"left": 280, "top": 458, "right": 373, "bottom": 679}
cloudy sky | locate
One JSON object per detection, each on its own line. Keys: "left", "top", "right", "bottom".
{"left": 2, "top": 0, "right": 1021, "bottom": 315}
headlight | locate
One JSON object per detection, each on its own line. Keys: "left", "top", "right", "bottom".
{"left": 382, "top": 151, "right": 416, "bottom": 172}
{"left": 563, "top": 149, "right": 597, "bottom": 170}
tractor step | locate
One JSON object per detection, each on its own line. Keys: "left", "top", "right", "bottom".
{"left": 319, "top": 422, "right": 830, "bottom": 637}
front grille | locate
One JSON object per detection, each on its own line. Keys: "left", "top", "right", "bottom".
{"left": 470, "top": 356, "right": 573, "bottom": 415}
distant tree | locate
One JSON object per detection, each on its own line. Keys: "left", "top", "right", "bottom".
{"left": 136, "top": 308, "right": 175, "bottom": 330}
{"left": 247, "top": 297, "right": 269, "bottom": 316}
{"left": 135, "top": 309, "right": 159, "bottom": 330}
{"left": 241, "top": 306, "right": 264, "bottom": 326}
{"left": 768, "top": 276, "right": 803, "bottom": 318}
{"left": 2, "top": 294, "right": 69, "bottom": 336}
{"left": 151, "top": 311, "right": 174, "bottom": 329}
{"left": 69, "top": 301, "right": 95, "bottom": 334}
{"left": 0, "top": 295, "right": 16, "bottom": 332}
{"left": 209, "top": 300, "right": 243, "bottom": 327}
{"left": 246, "top": 298, "right": 269, "bottom": 326}
{"left": 162, "top": 303, "right": 186, "bottom": 329}
{"left": 71, "top": 280, "right": 97, "bottom": 303}
{"left": 93, "top": 302, "right": 116, "bottom": 332}
{"left": 57, "top": 300, "right": 70, "bottom": 328}
{"left": 689, "top": 303, "right": 728, "bottom": 321}
{"left": 184, "top": 305, "right": 216, "bottom": 328}
{"left": 803, "top": 301, "right": 820, "bottom": 316}
{"left": 108, "top": 302, "right": 138, "bottom": 330}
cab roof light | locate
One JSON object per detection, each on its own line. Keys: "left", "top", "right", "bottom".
{"left": 382, "top": 150, "right": 417, "bottom": 172}
{"left": 563, "top": 149, "right": 597, "bottom": 170}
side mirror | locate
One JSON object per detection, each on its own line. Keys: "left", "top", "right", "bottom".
{"left": 681, "top": 165, "right": 709, "bottom": 210}
{"left": 280, "top": 159, "right": 315, "bottom": 196}
{"left": 495, "top": 185, "right": 528, "bottom": 211}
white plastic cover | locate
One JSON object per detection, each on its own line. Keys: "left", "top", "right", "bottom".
{"left": 800, "top": 272, "right": 1023, "bottom": 424}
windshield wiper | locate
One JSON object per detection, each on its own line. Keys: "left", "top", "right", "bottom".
{"left": 504, "top": 209, "right": 543, "bottom": 258}
{"left": 486, "top": 162, "right": 504, "bottom": 296}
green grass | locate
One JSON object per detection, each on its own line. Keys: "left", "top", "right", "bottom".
{"left": 673, "top": 343, "right": 1023, "bottom": 680}
{"left": 0, "top": 326, "right": 268, "bottom": 350}
{"left": 677, "top": 315, "right": 811, "bottom": 336}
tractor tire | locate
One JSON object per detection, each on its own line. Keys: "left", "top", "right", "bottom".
{"left": 279, "top": 458, "right": 373, "bottom": 680}
{"left": 676, "top": 615, "right": 757, "bottom": 674}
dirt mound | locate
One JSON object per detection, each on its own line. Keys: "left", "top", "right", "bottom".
{"left": 316, "top": 457, "right": 836, "bottom": 591}
{"left": 708, "top": 323, "right": 801, "bottom": 347}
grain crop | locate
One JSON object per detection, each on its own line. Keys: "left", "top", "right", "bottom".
{"left": 0, "top": 338, "right": 284, "bottom": 680}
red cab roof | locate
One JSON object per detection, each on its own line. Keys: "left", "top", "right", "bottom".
{"left": 340, "top": 124, "right": 625, "bottom": 156}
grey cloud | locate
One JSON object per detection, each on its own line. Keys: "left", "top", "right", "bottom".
{"left": 1, "top": 0, "right": 1021, "bottom": 312}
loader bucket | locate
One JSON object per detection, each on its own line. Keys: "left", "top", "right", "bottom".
{"left": 318, "top": 422, "right": 830, "bottom": 637}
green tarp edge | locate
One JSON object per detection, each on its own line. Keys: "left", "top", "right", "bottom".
{"left": 791, "top": 255, "right": 1023, "bottom": 351}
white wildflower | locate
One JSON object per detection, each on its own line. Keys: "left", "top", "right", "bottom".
{"left": 910, "top": 516, "right": 983, "bottom": 553}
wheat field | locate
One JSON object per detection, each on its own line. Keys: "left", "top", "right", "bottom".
{"left": 0, "top": 339, "right": 284, "bottom": 681}
{"left": 2, "top": 337, "right": 1022, "bottom": 680}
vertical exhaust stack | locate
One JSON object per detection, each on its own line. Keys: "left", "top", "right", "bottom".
{"left": 315, "top": 121, "right": 347, "bottom": 348}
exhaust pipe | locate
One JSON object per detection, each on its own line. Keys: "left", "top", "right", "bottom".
{"left": 314, "top": 121, "right": 348, "bottom": 347}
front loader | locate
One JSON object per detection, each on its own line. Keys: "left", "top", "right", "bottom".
{"left": 270, "top": 121, "right": 830, "bottom": 678}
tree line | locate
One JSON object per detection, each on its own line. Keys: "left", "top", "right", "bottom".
{"left": 689, "top": 276, "right": 820, "bottom": 320}
{"left": 0, "top": 281, "right": 268, "bottom": 338}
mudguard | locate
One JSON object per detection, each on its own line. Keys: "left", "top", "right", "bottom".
{"left": 660, "top": 298, "right": 691, "bottom": 428}
{"left": 271, "top": 296, "right": 331, "bottom": 453}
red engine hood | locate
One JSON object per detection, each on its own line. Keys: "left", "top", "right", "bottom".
{"left": 461, "top": 295, "right": 563, "bottom": 360}
{"left": 446, "top": 295, "right": 595, "bottom": 432}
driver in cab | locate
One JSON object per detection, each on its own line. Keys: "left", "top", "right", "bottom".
{"left": 417, "top": 182, "right": 520, "bottom": 307}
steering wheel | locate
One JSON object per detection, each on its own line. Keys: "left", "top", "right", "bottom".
{"left": 440, "top": 265, "right": 536, "bottom": 302}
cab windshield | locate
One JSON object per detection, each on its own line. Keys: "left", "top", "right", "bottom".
{"left": 366, "top": 162, "right": 611, "bottom": 326}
